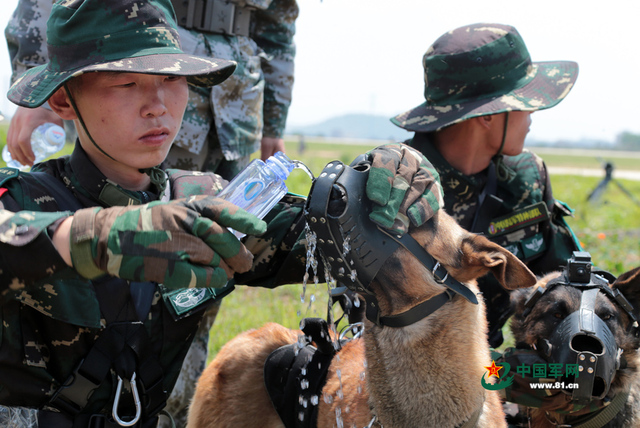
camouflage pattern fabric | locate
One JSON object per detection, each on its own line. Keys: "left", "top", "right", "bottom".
{"left": 165, "top": 0, "right": 298, "bottom": 169}
{"left": 161, "top": 299, "right": 222, "bottom": 427}
{"left": 362, "top": 142, "right": 444, "bottom": 235}
{"left": 391, "top": 23, "right": 578, "bottom": 133}
{"left": 0, "top": 405, "right": 38, "bottom": 427}
{"left": 69, "top": 195, "right": 267, "bottom": 289}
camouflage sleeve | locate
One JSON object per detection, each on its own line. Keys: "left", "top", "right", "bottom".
{"left": 0, "top": 206, "right": 72, "bottom": 295}
{"left": 526, "top": 156, "right": 581, "bottom": 275}
{"left": 251, "top": 0, "right": 298, "bottom": 138}
{"left": 4, "top": 0, "right": 53, "bottom": 83}
{"left": 235, "top": 193, "right": 315, "bottom": 287}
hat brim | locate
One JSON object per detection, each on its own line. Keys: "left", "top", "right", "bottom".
{"left": 391, "top": 61, "right": 578, "bottom": 133}
{"left": 8, "top": 53, "right": 237, "bottom": 108}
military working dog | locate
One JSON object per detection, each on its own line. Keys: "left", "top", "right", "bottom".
{"left": 508, "top": 263, "right": 640, "bottom": 428}
{"left": 186, "top": 206, "right": 537, "bottom": 428}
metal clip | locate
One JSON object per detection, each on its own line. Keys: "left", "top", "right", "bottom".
{"left": 432, "top": 261, "right": 449, "bottom": 284}
{"left": 112, "top": 373, "right": 142, "bottom": 427}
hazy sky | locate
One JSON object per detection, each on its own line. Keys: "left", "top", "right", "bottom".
{"left": 2, "top": 0, "right": 639, "bottom": 143}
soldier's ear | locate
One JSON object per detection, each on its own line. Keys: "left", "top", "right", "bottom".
{"left": 48, "top": 83, "right": 78, "bottom": 121}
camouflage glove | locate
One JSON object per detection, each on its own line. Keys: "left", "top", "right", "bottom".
{"left": 69, "top": 195, "right": 267, "bottom": 289}
{"left": 362, "top": 142, "right": 444, "bottom": 235}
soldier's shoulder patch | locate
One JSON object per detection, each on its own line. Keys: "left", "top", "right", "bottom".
{"left": 0, "top": 167, "right": 20, "bottom": 186}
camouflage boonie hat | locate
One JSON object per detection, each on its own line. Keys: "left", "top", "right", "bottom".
{"left": 8, "top": 0, "right": 237, "bottom": 108}
{"left": 391, "top": 23, "right": 578, "bottom": 132}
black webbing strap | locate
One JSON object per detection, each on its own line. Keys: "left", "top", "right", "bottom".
{"left": 47, "top": 277, "right": 167, "bottom": 426}
{"left": 470, "top": 162, "right": 503, "bottom": 234}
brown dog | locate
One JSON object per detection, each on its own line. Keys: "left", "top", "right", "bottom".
{"left": 186, "top": 209, "right": 537, "bottom": 428}
{"left": 509, "top": 267, "right": 640, "bottom": 427}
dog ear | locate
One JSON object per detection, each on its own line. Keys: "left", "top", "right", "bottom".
{"left": 462, "top": 235, "right": 537, "bottom": 290}
{"left": 611, "top": 266, "right": 640, "bottom": 321}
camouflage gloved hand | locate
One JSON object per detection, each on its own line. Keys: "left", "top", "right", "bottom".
{"left": 69, "top": 195, "right": 267, "bottom": 288}
{"left": 361, "top": 142, "right": 444, "bottom": 235}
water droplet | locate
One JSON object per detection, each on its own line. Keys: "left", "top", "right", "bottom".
{"left": 311, "top": 395, "right": 319, "bottom": 405}
{"left": 293, "top": 160, "right": 315, "bottom": 180}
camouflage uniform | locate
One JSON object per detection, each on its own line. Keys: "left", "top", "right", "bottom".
{"left": 0, "top": 143, "right": 308, "bottom": 425}
{"left": 390, "top": 23, "right": 582, "bottom": 348}
{"left": 5, "top": 1, "right": 297, "bottom": 425}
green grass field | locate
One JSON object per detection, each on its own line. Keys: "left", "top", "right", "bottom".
{"left": 1, "top": 126, "right": 639, "bottom": 358}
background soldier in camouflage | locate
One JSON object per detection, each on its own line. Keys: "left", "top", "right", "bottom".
{"left": 4, "top": 0, "right": 298, "bottom": 425}
{"left": 390, "top": 23, "right": 582, "bottom": 349}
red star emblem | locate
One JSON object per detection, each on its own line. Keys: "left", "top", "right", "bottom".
{"left": 484, "top": 360, "right": 503, "bottom": 379}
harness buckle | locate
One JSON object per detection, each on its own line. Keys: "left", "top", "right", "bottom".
{"left": 171, "top": 0, "right": 252, "bottom": 36}
{"left": 112, "top": 373, "right": 142, "bottom": 427}
{"left": 48, "top": 359, "right": 101, "bottom": 416}
{"left": 432, "top": 261, "right": 449, "bottom": 284}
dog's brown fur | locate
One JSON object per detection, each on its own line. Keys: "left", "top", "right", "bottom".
{"left": 187, "top": 211, "right": 537, "bottom": 428}
{"left": 510, "top": 267, "right": 640, "bottom": 427}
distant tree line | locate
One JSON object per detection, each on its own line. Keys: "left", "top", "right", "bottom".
{"left": 615, "top": 132, "right": 640, "bottom": 151}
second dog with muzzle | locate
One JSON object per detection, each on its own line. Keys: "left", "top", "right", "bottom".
{"left": 503, "top": 252, "right": 640, "bottom": 427}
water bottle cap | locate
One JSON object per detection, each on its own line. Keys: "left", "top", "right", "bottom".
{"left": 45, "top": 125, "right": 66, "bottom": 147}
{"left": 267, "top": 151, "right": 295, "bottom": 179}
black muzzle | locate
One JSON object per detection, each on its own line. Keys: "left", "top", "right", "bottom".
{"left": 544, "top": 288, "right": 619, "bottom": 404}
{"left": 526, "top": 252, "right": 635, "bottom": 405}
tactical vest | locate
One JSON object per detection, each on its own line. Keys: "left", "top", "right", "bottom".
{"left": 0, "top": 167, "right": 228, "bottom": 426}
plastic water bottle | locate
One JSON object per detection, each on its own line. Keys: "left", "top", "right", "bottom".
{"left": 217, "top": 151, "right": 295, "bottom": 238}
{"left": 2, "top": 123, "right": 66, "bottom": 170}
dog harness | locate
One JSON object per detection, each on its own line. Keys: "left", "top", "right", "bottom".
{"left": 264, "top": 159, "right": 485, "bottom": 428}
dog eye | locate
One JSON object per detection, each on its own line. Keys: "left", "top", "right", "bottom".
{"left": 553, "top": 312, "right": 564, "bottom": 319}
{"left": 601, "top": 313, "right": 613, "bottom": 321}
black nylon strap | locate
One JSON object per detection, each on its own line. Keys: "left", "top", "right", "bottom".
{"left": 391, "top": 231, "right": 478, "bottom": 305}
{"left": 370, "top": 290, "right": 455, "bottom": 328}
{"left": 470, "top": 162, "right": 503, "bottom": 234}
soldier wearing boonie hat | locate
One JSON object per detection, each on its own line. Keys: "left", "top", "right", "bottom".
{"left": 0, "top": 1, "right": 255, "bottom": 426}
{"left": 0, "top": 1, "right": 443, "bottom": 426}
{"left": 391, "top": 23, "right": 583, "bottom": 350}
